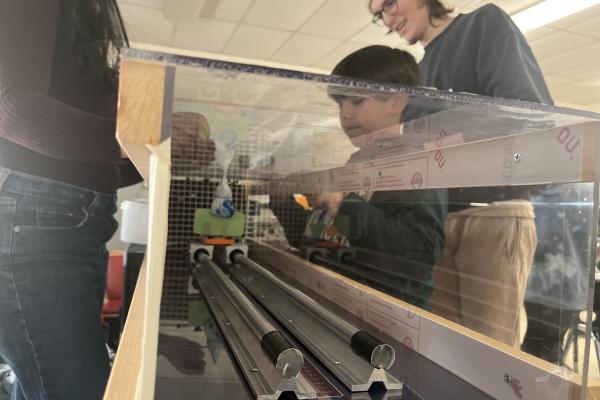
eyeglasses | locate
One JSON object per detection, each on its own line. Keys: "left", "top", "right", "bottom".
{"left": 371, "top": 0, "right": 398, "bottom": 26}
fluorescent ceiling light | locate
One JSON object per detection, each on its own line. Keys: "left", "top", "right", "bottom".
{"left": 512, "top": 0, "right": 600, "bottom": 33}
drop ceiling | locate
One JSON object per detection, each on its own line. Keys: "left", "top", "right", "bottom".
{"left": 117, "top": 0, "right": 600, "bottom": 112}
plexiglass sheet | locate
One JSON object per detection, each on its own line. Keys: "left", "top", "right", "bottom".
{"left": 123, "top": 49, "right": 600, "bottom": 400}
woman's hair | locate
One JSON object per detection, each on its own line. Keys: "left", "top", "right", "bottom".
{"left": 331, "top": 45, "right": 419, "bottom": 86}
{"left": 60, "top": 0, "right": 129, "bottom": 89}
{"left": 423, "top": 0, "right": 454, "bottom": 23}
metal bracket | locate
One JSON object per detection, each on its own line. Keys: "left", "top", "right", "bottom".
{"left": 333, "top": 247, "right": 356, "bottom": 263}
{"left": 214, "top": 243, "right": 249, "bottom": 265}
{"left": 300, "top": 246, "right": 329, "bottom": 262}
{"left": 190, "top": 243, "right": 214, "bottom": 262}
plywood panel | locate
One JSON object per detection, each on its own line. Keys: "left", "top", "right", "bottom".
{"left": 116, "top": 59, "right": 173, "bottom": 181}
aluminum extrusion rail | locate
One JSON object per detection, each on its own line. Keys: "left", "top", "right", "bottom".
{"left": 231, "top": 252, "right": 395, "bottom": 370}
{"left": 196, "top": 253, "right": 304, "bottom": 378}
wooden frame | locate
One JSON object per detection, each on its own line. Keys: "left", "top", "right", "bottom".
{"left": 105, "top": 59, "right": 173, "bottom": 400}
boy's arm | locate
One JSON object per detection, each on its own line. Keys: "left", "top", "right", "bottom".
{"left": 269, "top": 194, "right": 310, "bottom": 249}
{"left": 337, "top": 190, "right": 447, "bottom": 270}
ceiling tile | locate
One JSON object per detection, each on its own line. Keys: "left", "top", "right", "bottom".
{"left": 550, "top": 81, "right": 600, "bottom": 105}
{"left": 118, "top": 0, "right": 166, "bottom": 9}
{"left": 270, "top": 34, "right": 341, "bottom": 66}
{"left": 224, "top": 25, "right": 291, "bottom": 59}
{"left": 351, "top": 23, "right": 404, "bottom": 46}
{"left": 524, "top": 26, "right": 555, "bottom": 43}
{"left": 313, "top": 41, "right": 369, "bottom": 71}
{"left": 202, "top": 0, "right": 254, "bottom": 22}
{"left": 561, "top": 15, "right": 600, "bottom": 39}
{"left": 529, "top": 31, "right": 595, "bottom": 62}
{"left": 544, "top": 75, "right": 574, "bottom": 95}
{"left": 164, "top": 0, "right": 206, "bottom": 21}
{"left": 120, "top": 4, "right": 175, "bottom": 46}
{"left": 117, "top": 0, "right": 600, "bottom": 110}
{"left": 244, "top": 0, "right": 326, "bottom": 31}
{"left": 171, "top": 18, "right": 237, "bottom": 53}
{"left": 545, "top": 75, "right": 600, "bottom": 106}
{"left": 538, "top": 41, "right": 600, "bottom": 75}
{"left": 552, "top": 60, "right": 600, "bottom": 83}
{"left": 300, "top": 0, "right": 371, "bottom": 40}
{"left": 490, "top": 0, "right": 542, "bottom": 14}
{"left": 444, "top": 0, "right": 477, "bottom": 13}
{"left": 349, "top": 24, "right": 424, "bottom": 60}
{"left": 549, "top": 3, "right": 600, "bottom": 29}
{"left": 456, "top": 1, "right": 546, "bottom": 16}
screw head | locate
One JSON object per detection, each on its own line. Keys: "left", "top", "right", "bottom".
{"left": 513, "top": 153, "right": 522, "bottom": 162}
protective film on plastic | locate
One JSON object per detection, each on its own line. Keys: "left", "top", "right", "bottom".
{"left": 123, "top": 49, "right": 600, "bottom": 399}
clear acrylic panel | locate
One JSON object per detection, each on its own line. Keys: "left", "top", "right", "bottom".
{"left": 123, "top": 49, "right": 600, "bottom": 399}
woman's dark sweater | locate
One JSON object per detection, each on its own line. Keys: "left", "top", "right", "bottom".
{"left": 0, "top": 0, "right": 141, "bottom": 193}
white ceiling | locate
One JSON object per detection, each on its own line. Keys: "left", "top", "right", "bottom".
{"left": 117, "top": 0, "right": 600, "bottom": 112}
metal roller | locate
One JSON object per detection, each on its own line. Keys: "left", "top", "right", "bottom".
{"left": 195, "top": 253, "right": 304, "bottom": 378}
{"left": 230, "top": 252, "right": 395, "bottom": 370}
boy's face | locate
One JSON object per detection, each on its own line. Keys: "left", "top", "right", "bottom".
{"left": 369, "top": 0, "right": 430, "bottom": 45}
{"left": 337, "top": 96, "right": 405, "bottom": 146}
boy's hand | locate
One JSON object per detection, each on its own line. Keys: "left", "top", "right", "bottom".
{"left": 310, "top": 192, "right": 344, "bottom": 217}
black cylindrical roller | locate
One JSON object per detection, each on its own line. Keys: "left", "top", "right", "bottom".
{"left": 261, "top": 331, "right": 304, "bottom": 378}
{"left": 350, "top": 331, "right": 395, "bottom": 369}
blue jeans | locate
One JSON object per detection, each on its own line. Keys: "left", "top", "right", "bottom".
{"left": 0, "top": 169, "right": 118, "bottom": 400}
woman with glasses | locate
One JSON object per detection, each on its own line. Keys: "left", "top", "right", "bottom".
{"left": 369, "top": 0, "right": 552, "bottom": 103}
{"left": 368, "top": 0, "right": 557, "bottom": 350}
{"left": 0, "top": 1, "right": 141, "bottom": 399}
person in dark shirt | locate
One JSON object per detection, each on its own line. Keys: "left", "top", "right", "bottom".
{"left": 368, "top": 0, "right": 553, "bottom": 212}
{"left": 0, "top": 1, "right": 140, "bottom": 399}
{"left": 368, "top": 0, "right": 552, "bottom": 103}
{"left": 369, "top": 0, "right": 553, "bottom": 347}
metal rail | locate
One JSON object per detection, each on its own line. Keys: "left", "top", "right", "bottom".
{"left": 196, "top": 253, "right": 304, "bottom": 379}
{"left": 232, "top": 252, "right": 395, "bottom": 370}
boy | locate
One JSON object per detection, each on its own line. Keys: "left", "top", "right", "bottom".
{"left": 272, "top": 45, "right": 447, "bottom": 308}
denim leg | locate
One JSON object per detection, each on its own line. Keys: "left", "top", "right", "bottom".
{"left": 0, "top": 169, "right": 117, "bottom": 400}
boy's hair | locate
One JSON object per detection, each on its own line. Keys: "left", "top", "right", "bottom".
{"left": 330, "top": 45, "right": 420, "bottom": 122}
{"left": 331, "top": 45, "right": 418, "bottom": 86}
{"left": 423, "top": 0, "right": 454, "bottom": 23}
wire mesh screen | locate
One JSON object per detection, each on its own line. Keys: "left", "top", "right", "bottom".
{"left": 162, "top": 109, "right": 302, "bottom": 320}
{"left": 160, "top": 111, "right": 247, "bottom": 320}
{"left": 161, "top": 177, "right": 247, "bottom": 321}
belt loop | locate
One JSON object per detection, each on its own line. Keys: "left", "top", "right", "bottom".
{"left": 86, "top": 192, "right": 102, "bottom": 213}
{"left": 0, "top": 168, "right": 11, "bottom": 192}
